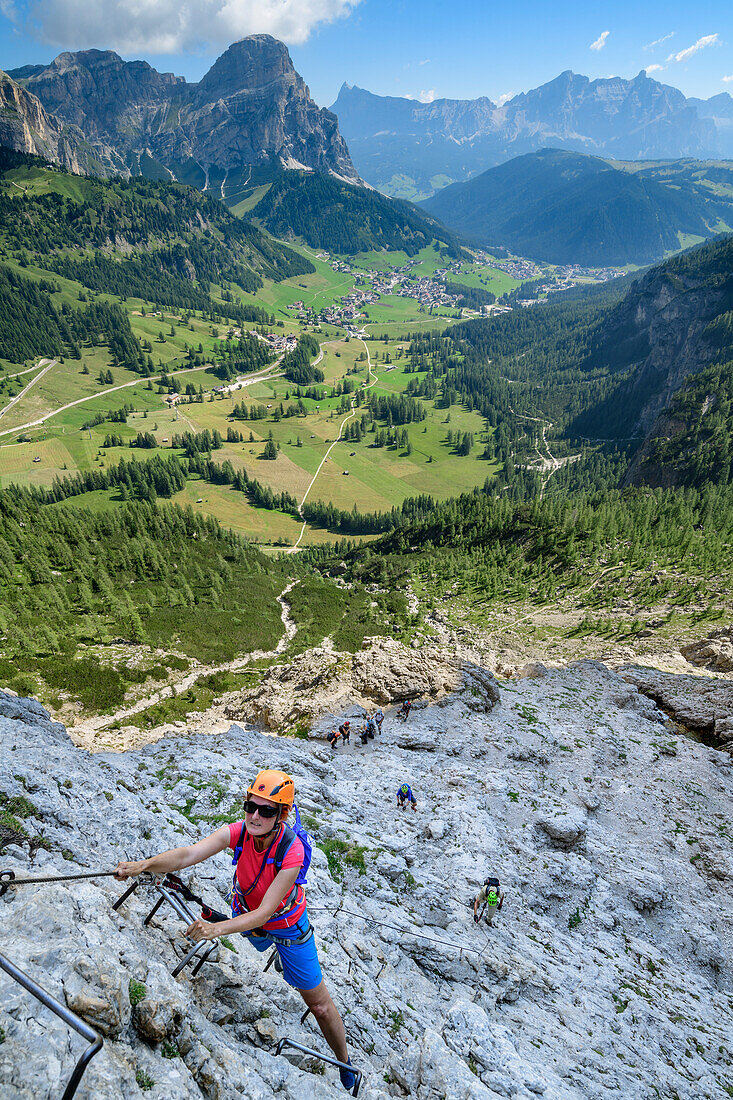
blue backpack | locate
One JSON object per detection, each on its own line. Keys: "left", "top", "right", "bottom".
{"left": 232, "top": 806, "right": 313, "bottom": 899}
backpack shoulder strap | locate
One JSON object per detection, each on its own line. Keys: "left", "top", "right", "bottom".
{"left": 236, "top": 823, "right": 283, "bottom": 899}
{"left": 231, "top": 821, "right": 247, "bottom": 866}
{"left": 274, "top": 823, "right": 297, "bottom": 873}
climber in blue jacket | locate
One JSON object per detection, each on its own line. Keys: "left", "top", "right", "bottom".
{"left": 396, "top": 783, "right": 417, "bottom": 811}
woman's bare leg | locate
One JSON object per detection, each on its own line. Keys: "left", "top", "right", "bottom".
{"left": 298, "top": 980, "right": 348, "bottom": 1063}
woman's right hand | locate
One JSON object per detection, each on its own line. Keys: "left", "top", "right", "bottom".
{"left": 115, "top": 859, "right": 149, "bottom": 880}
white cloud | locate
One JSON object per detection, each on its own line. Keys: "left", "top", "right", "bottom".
{"left": 723, "top": 74, "right": 733, "bottom": 83}
{"left": 496, "top": 92, "right": 513, "bottom": 107}
{"left": 406, "top": 89, "right": 437, "bottom": 103}
{"left": 671, "top": 33, "right": 719, "bottom": 63}
{"left": 26, "top": 0, "right": 361, "bottom": 53}
{"left": 419, "top": 59, "right": 430, "bottom": 66}
{"left": 590, "top": 30, "right": 610, "bottom": 51}
{"left": 645, "top": 64, "right": 664, "bottom": 73}
{"left": 643, "top": 32, "right": 674, "bottom": 50}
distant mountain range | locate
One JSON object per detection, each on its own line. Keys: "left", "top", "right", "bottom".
{"left": 421, "top": 148, "right": 733, "bottom": 266}
{"left": 332, "top": 72, "right": 733, "bottom": 200}
{"left": 6, "top": 36, "right": 357, "bottom": 190}
{"left": 4, "top": 39, "right": 733, "bottom": 268}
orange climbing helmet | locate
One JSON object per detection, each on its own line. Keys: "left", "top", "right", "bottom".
{"left": 247, "top": 769, "right": 295, "bottom": 808}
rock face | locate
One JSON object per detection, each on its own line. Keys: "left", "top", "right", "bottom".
{"left": 0, "top": 70, "right": 114, "bottom": 174}
{"left": 564, "top": 233, "right": 733, "bottom": 482}
{"left": 1, "top": 658, "right": 732, "bottom": 1099}
{"left": 16, "top": 37, "right": 358, "bottom": 183}
{"left": 682, "top": 627, "right": 733, "bottom": 673}
{"left": 620, "top": 664, "right": 733, "bottom": 746}
{"left": 224, "top": 637, "right": 500, "bottom": 731}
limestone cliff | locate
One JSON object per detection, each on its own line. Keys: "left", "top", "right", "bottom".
{"left": 567, "top": 234, "right": 733, "bottom": 486}
{"left": 0, "top": 69, "right": 117, "bottom": 175}
{"left": 16, "top": 37, "right": 358, "bottom": 184}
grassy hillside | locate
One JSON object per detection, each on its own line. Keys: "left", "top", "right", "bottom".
{"left": 247, "top": 170, "right": 468, "bottom": 257}
{"left": 323, "top": 482, "right": 732, "bottom": 658}
{"left": 0, "top": 152, "right": 524, "bottom": 546}
{"left": 422, "top": 149, "right": 731, "bottom": 266}
{"left": 0, "top": 490, "right": 406, "bottom": 716}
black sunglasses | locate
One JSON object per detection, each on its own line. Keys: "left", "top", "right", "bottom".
{"left": 243, "top": 799, "right": 280, "bottom": 819}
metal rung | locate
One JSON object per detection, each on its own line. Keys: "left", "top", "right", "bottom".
{"left": 0, "top": 952, "right": 102, "bottom": 1100}
{"left": 143, "top": 894, "right": 165, "bottom": 926}
{"left": 114, "top": 880, "right": 218, "bottom": 979}
{"left": 111, "top": 879, "right": 139, "bottom": 911}
{"left": 275, "top": 1037, "right": 362, "bottom": 1097}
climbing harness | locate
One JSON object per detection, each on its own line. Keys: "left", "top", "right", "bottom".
{"left": 0, "top": 951, "right": 102, "bottom": 1100}
{"left": 275, "top": 1037, "right": 362, "bottom": 1097}
{"left": 0, "top": 867, "right": 122, "bottom": 896}
{"left": 113, "top": 874, "right": 219, "bottom": 979}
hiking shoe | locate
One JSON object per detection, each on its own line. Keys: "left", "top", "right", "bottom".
{"left": 339, "top": 1058, "right": 357, "bottom": 1092}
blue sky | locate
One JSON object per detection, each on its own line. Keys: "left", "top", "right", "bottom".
{"left": 1, "top": 0, "right": 731, "bottom": 107}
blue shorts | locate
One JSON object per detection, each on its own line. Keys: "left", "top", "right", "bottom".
{"left": 241, "top": 911, "right": 323, "bottom": 991}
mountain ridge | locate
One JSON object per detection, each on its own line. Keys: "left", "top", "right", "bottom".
{"left": 420, "top": 147, "right": 732, "bottom": 265}
{"left": 0, "top": 69, "right": 117, "bottom": 175}
{"left": 332, "top": 70, "right": 730, "bottom": 198}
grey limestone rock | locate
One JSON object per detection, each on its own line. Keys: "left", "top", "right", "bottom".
{"left": 620, "top": 664, "right": 733, "bottom": 744}
{"left": 1, "top": 658, "right": 732, "bottom": 1100}
{"left": 536, "top": 811, "right": 587, "bottom": 849}
{"left": 63, "top": 951, "right": 130, "bottom": 1037}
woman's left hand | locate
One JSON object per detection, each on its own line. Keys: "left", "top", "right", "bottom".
{"left": 186, "top": 919, "right": 216, "bottom": 943}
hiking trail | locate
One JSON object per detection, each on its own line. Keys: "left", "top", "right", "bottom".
{"left": 287, "top": 337, "right": 376, "bottom": 553}
{"left": 71, "top": 579, "right": 300, "bottom": 744}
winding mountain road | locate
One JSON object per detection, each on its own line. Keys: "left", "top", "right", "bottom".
{"left": 0, "top": 359, "right": 57, "bottom": 423}
{"left": 0, "top": 361, "right": 283, "bottom": 441}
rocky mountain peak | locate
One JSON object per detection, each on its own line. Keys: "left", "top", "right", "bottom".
{"left": 12, "top": 37, "right": 358, "bottom": 183}
{"left": 197, "top": 35, "right": 295, "bottom": 98}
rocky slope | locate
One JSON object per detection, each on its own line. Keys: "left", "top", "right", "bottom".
{"left": 11, "top": 37, "right": 357, "bottom": 186}
{"left": 332, "top": 70, "right": 722, "bottom": 198}
{"left": 0, "top": 70, "right": 115, "bottom": 174}
{"left": 1, "top": 650, "right": 732, "bottom": 1099}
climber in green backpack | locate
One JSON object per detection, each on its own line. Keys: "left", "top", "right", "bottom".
{"left": 473, "top": 876, "right": 505, "bottom": 926}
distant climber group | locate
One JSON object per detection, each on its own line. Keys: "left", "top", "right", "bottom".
{"left": 327, "top": 703, "right": 391, "bottom": 750}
